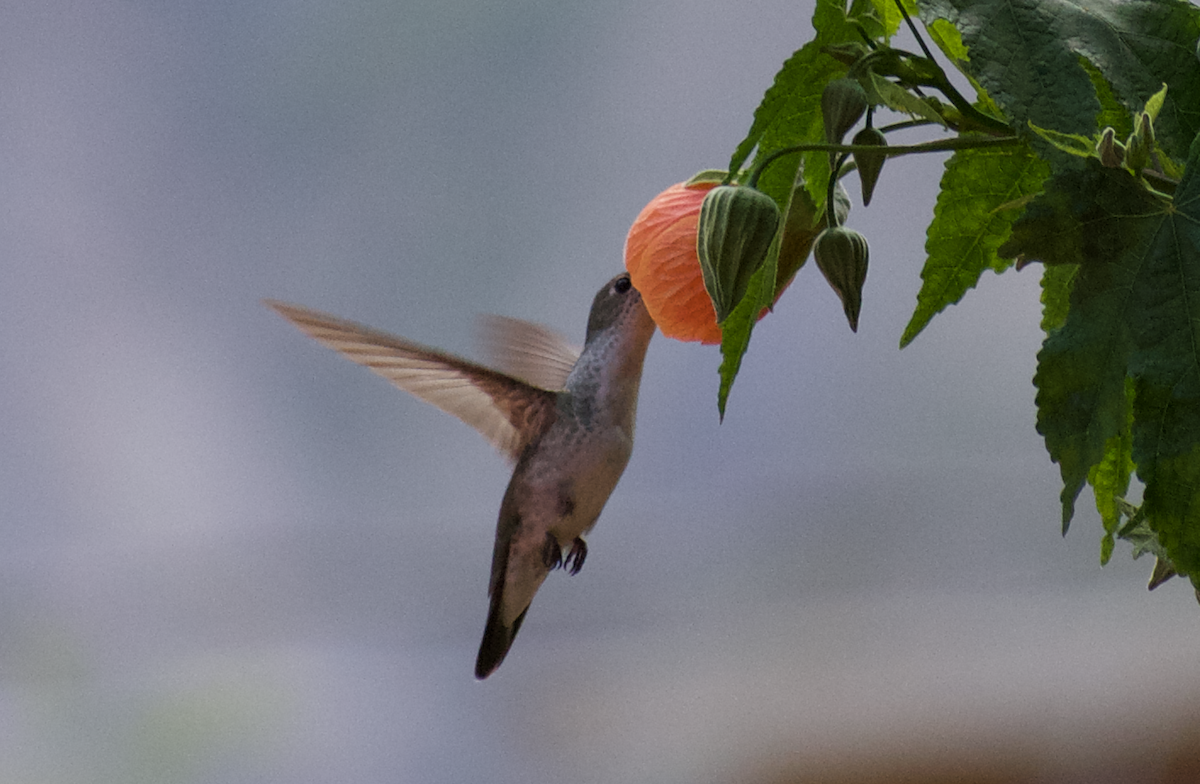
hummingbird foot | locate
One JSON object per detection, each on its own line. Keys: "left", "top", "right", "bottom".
{"left": 541, "top": 533, "right": 563, "bottom": 570}
{"left": 564, "top": 538, "right": 587, "bottom": 575}
{"left": 540, "top": 534, "right": 587, "bottom": 574}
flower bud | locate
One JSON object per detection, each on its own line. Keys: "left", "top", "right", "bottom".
{"left": 851, "top": 127, "right": 887, "bottom": 206}
{"left": 696, "top": 185, "right": 781, "bottom": 323}
{"left": 1096, "top": 127, "right": 1125, "bottom": 168}
{"left": 821, "top": 78, "right": 868, "bottom": 145}
{"left": 813, "top": 226, "right": 869, "bottom": 331}
{"left": 777, "top": 175, "right": 850, "bottom": 291}
{"left": 1125, "top": 112, "right": 1154, "bottom": 173}
{"left": 1139, "top": 111, "right": 1155, "bottom": 146}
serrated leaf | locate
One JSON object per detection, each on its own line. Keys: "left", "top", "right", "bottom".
{"left": 729, "top": 0, "right": 866, "bottom": 221}
{"left": 1027, "top": 122, "right": 1096, "bottom": 159}
{"left": 1001, "top": 161, "right": 1154, "bottom": 531}
{"left": 725, "top": 38, "right": 832, "bottom": 202}
{"left": 926, "top": 17, "right": 968, "bottom": 69}
{"left": 852, "top": 0, "right": 908, "bottom": 40}
{"left": 1116, "top": 507, "right": 1171, "bottom": 563}
{"left": 717, "top": 235, "right": 781, "bottom": 419}
{"left": 900, "top": 143, "right": 1050, "bottom": 347}
{"left": 1000, "top": 142, "right": 1200, "bottom": 579}
{"left": 714, "top": 165, "right": 840, "bottom": 418}
{"left": 776, "top": 162, "right": 836, "bottom": 292}
{"left": 1126, "top": 136, "right": 1200, "bottom": 581}
{"left": 915, "top": 0, "right": 1200, "bottom": 162}
{"left": 1091, "top": 377, "right": 1134, "bottom": 565}
{"left": 867, "top": 71, "right": 947, "bottom": 127}
{"left": 1040, "top": 264, "right": 1076, "bottom": 334}
{"left": 718, "top": 0, "right": 866, "bottom": 417}
{"left": 867, "top": 0, "right": 914, "bottom": 39}
{"left": 1080, "top": 58, "right": 1133, "bottom": 142}
{"left": 1143, "top": 83, "right": 1168, "bottom": 124}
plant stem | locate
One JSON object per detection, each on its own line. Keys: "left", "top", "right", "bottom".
{"left": 878, "top": 119, "right": 936, "bottom": 134}
{"left": 826, "top": 152, "right": 850, "bottom": 229}
{"left": 895, "top": 0, "right": 936, "bottom": 63}
{"left": 1143, "top": 169, "right": 1179, "bottom": 193}
{"left": 891, "top": 0, "right": 1007, "bottom": 134}
{"left": 748, "top": 135, "right": 1022, "bottom": 186}
{"left": 860, "top": 46, "right": 1011, "bottom": 135}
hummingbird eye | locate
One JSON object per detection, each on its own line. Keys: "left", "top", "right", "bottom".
{"left": 613, "top": 275, "right": 632, "bottom": 294}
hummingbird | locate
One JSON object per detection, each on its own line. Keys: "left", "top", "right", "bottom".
{"left": 266, "top": 272, "right": 657, "bottom": 678}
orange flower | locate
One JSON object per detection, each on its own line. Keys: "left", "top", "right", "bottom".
{"left": 625, "top": 180, "right": 786, "bottom": 344}
{"left": 625, "top": 181, "right": 723, "bottom": 343}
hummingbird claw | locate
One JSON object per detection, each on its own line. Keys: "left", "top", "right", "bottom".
{"left": 540, "top": 533, "right": 587, "bottom": 574}
{"left": 541, "top": 533, "right": 564, "bottom": 570}
{"left": 565, "top": 538, "right": 587, "bottom": 575}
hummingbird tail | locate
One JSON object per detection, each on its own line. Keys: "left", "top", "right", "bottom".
{"left": 475, "top": 601, "right": 528, "bottom": 679}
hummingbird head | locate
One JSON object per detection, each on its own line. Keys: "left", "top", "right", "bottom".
{"left": 585, "top": 272, "right": 657, "bottom": 346}
{"left": 570, "top": 272, "right": 657, "bottom": 428}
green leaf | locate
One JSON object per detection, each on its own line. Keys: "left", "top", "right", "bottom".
{"left": 1000, "top": 141, "right": 1200, "bottom": 579}
{"left": 1115, "top": 501, "right": 1171, "bottom": 563}
{"left": 717, "top": 234, "right": 781, "bottom": 419}
{"left": 1127, "top": 136, "right": 1200, "bottom": 581}
{"left": 1100, "top": 518, "right": 1113, "bottom": 565}
{"left": 1091, "top": 377, "right": 1134, "bottom": 565}
{"left": 900, "top": 143, "right": 1049, "bottom": 347}
{"left": 1143, "top": 83, "right": 1169, "bottom": 124}
{"left": 1080, "top": 58, "right": 1133, "bottom": 142}
{"left": 867, "top": 71, "right": 947, "bottom": 127}
{"left": 926, "top": 17, "right": 968, "bottom": 69}
{"left": 1040, "top": 264, "right": 1075, "bottom": 334}
{"left": 867, "top": 0, "right": 914, "bottom": 39}
{"left": 776, "top": 164, "right": 837, "bottom": 292}
{"left": 719, "top": 0, "right": 868, "bottom": 416}
{"left": 915, "top": 0, "right": 1200, "bottom": 161}
{"left": 716, "top": 164, "right": 836, "bottom": 418}
{"left": 1026, "top": 123, "right": 1096, "bottom": 159}
{"left": 853, "top": 0, "right": 911, "bottom": 40}
{"left": 1001, "top": 161, "right": 1154, "bottom": 531}
{"left": 729, "top": 0, "right": 867, "bottom": 218}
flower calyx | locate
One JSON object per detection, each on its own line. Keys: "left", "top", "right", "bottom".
{"left": 813, "top": 226, "right": 870, "bottom": 332}
{"left": 851, "top": 127, "right": 887, "bottom": 206}
{"left": 696, "top": 184, "right": 781, "bottom": 323}
{"left": 821, "top": 78, "right": 869, "bottom": 145}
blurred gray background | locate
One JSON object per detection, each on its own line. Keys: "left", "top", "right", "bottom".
{"left": 2, "top": 1, "right": 1198, "bottom": 782}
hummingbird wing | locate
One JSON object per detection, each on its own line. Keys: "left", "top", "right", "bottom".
{"left": 267, "top": 301, "right": 558, "bottom": 462}
{"left": 476, "top": 315, "right": 580, "bottom": 392}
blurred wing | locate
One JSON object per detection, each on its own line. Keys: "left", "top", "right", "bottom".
{"left": 477, "top": 315, "right": 580, "bottom": 392}
{"left": 267, "top": 301, "right": 557, "bottom": 462}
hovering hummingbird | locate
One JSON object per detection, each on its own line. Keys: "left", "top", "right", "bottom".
{"left": 266, "top": 272, "right": 657, "bottom": 678}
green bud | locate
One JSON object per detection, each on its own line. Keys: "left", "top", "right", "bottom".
{"left": 821, "top": 79, "right": 868, "bottom": 145}
{"left": 777, "top": 173, "right": 851, "bottom": 294}
{"left": 696, "top": 185, "right": 781, "bottom": 323}
{"left": 1125, "top": 112, "right": 1155, "bottom": 174}
{"left": 1139, "top": 111, "right": 1155, "bottom": 146}
{"left": 1096, "top": 127, "right": 1125, "bottom": 168}
{"left": 813, "top": 226, "right": 869, "bottom": 332}
{"left": 851, "top": 127, "right": 887, "bottom": 206}
{"left": 1126, "top": 130, "right": 1149, "bottom": 173}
